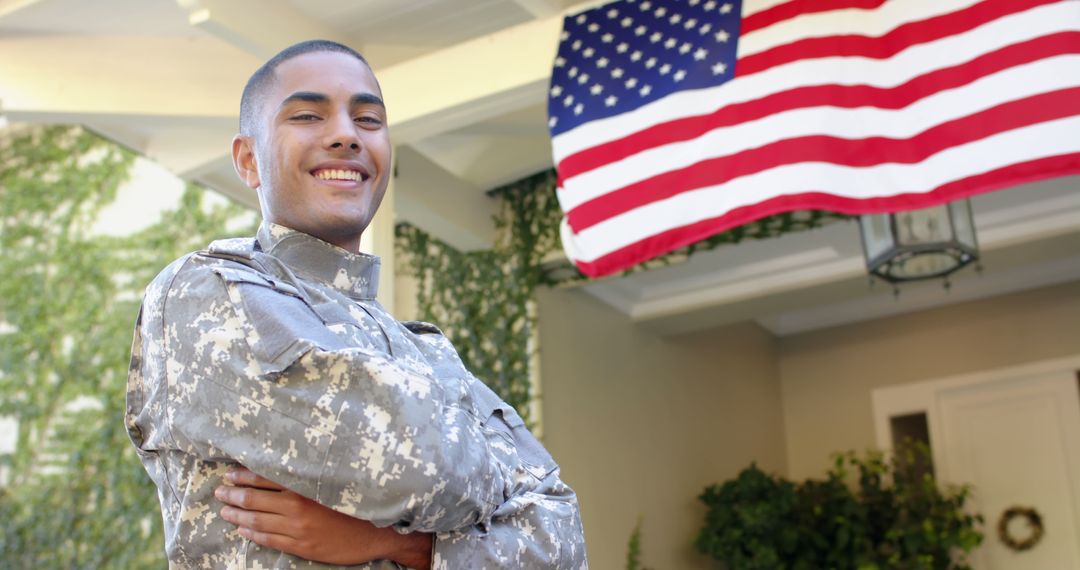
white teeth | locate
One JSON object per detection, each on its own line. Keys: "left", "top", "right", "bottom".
{"left": 315, "top": 169, "right": 362, "bottom": 181}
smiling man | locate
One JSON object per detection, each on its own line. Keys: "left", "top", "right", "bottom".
{"left": 126, "top": 40, "right": 587, "bottom": 569}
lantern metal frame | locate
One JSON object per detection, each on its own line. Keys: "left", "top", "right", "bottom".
{"left": 858, "top": 200, "right": 980, "bottom": 284}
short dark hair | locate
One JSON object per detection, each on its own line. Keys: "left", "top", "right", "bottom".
{"left": 239, "top": 40, "right": 370, "bottom": 136}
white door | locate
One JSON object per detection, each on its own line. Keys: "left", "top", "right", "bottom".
{"left": 935, "top": 370, "right": 1080, "bottom": 569}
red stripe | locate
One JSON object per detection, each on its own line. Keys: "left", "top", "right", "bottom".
{"left": 565, "top": 86, "right": 1080, "bottom": 231}
{"left": 741, "top": 0, "right": 886, "bottom": 36}
{"left": 557, "top": 32, "right": 1080, "bottom": 181}
{"left": 572, "top": 154, "right": 1080, "bottom": 277}
{"left": 737, "top": 0, "right": 1059, "bottom": 77}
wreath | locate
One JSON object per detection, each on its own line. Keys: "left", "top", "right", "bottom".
{"left": 997, "top": 506, "right": 1044, "bottom": 552}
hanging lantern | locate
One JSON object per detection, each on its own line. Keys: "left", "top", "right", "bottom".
{"left": 858, "top": 200, "right": 979, "bottom": 284}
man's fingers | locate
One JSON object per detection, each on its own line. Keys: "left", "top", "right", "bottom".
{"left": 238, "top": 526, "right": 298, "bottom": 553}
{"left": 220, "top": 506, "right": 292, "bottom": 534}
{"left": 216, "top": 486, "right": 300, "bottom": 514}
{"left": 227, "top": 468, "right": 286, "bottom": 491}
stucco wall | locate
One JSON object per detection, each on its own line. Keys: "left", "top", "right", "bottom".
{"left": 536, "top": 287, "right": 788, "bottom": 570}
{"left": 778, "top": 280, "right": 1080, "bottom": 480}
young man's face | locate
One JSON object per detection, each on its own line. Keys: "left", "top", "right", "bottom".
{"left": 234, "top": 51, "right": 391, "bottom": 252}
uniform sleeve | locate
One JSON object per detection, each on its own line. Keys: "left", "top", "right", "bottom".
{"left": 431, "top": 479, "right": 588, "bottom": 569}
{"left": 158, "top": 264, "right": 508, "bottom": 533}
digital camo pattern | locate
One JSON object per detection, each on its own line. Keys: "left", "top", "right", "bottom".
{"left": 126, "top": 222, "right": 587, "bottom": 569}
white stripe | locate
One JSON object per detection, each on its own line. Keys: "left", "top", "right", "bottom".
{"left": 557, "top": 54, "right": 1080, "bottom": 211}
{"left": 552, "top": 0, "right": 1078, "bottom": 162}
{"left": 564, "top": 115, "right": 1080, "bottom": 262}
{"left": 741, "top": 0, "right": 983, "bottom": 57}
{"left": 742, "top": 0, "right": 791, "bottom": 18}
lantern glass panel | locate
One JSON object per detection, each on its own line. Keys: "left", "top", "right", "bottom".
{"left": 860, "top": 213, "right": 893, "bottom": 263}
{"left": 895, "top": 205, "right": 950, "bottom": 246}
{"left": 949, "top": 199, "right": 977, "bottom": 249}
{"left": 891, "top": 252, "right": 958, "bottom": 280}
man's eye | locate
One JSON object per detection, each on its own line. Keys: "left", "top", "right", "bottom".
{"left": 355, "top": 116, "right": 383, "bottom": 126}
{"left": 291, "top": 114, "right": 320, "bottom": 121}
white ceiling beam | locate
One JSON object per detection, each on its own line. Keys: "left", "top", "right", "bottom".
{"left": 510, "top": 0, "right": 564, "bottom": 19}
{"left": 0, "top": 0, "right": 41, "bottom": 20}
{"left": 176, "top": 0, "right": 352, "bottom": 59}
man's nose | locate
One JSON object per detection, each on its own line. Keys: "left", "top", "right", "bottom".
{"left": 326, "top": 113, "right": 360, "bottom": 151}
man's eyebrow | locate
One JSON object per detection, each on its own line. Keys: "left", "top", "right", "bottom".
{"left": 351, "top": 93, "right": 385, "bottom": 109}
{"left": 280, "top": 91, "right": 329, "bottom": 107}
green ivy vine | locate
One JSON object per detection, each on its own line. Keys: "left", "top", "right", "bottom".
{"left": 396, "top": 168, "right": 849, "bottom": 421}
{"left": 0, "top": 125, "right": 257, "bottom": 567}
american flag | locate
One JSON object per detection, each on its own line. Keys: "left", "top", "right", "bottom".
{"left": 548, "top": 0, "right": 1080, "bottom": 278}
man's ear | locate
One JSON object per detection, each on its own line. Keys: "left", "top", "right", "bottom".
{"left": 232, "top": 134, "right": 261, "bottom": 189}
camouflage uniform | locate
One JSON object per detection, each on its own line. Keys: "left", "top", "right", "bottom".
{"left": 126, "top": 222, "right": 587, "bottom": 569}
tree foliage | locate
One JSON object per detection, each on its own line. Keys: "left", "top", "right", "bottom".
{"left": 0, "top": 125, "right": 256, "bottom": 568}
{"left": 696, "top": 444, "right": 983, "bottom": 570}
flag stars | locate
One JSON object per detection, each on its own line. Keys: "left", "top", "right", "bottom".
{"left": 576, "top": 14, "right": 587, "bottom": 24}
{"left": 630, "top": 50, "right": 643, "bottom": 61}
{"left": 605, "top": 95, "right": 618, "bottom": 107}
{"left": 616, "top": 42, "right": 629, "bottom": 53}
{"left": 574, "top": 103, "right": 584, "bottom": 115}
{"left": 548, "top": 116, "right": 557, "bottom": 128}
{"left": 689, "top": 0, "right": 700, "bottom": 5}
{"left": 577, "top": 73, "right": 590, "bottom": 84}
{"left": 611, "top": 67, "right": 625, "bottom": 78}
{"left": 659, "top": 63, "right": 672, "bottom": 75}
{"left": 712, "top": 62, "right": 728, "bottom": 74}
{"left": 607, "top": 8, "right": 619, "bottom": 18}
{"left": 635, "top": 25, "right": 647, "bottom": 36}
{"left": 720, "top": 3, "right": 733, "bottom": 14}
{"left": 699, "top": 23, "right": 712, "bottom": 34}
{"left": 597, "top": 57, "right": 610, "bottom": 68}
{"left": 602, "top": 33, "right": 614, "bottom": 43}
{"left": 563, "top": 94, "right": 574, "bottom": 107}
{"left": 640, "top": 84, "right": 652, "bottom": 96}
{"left": 654, "top": 6, "right": 666, "bottom": 17}
{"left": 645, "top": 57, "right": 657, "bottom": 68}
{"left": 704, "top": 1, "right": 717, "bottom": 10}
{"left": 568, "top": 66, "right": 578, "bottom": 77}
{"left": 694, "top": 47, "right": 708, "bottom": 60}
{"left": 555, "top": 56, "right": 566, "bottom": 67}
{"left": 588, "top": 23, "right": 600, "bottom": 33}
{"left": 583, "top": 47, "right": 595, "bottom": 58}
{"left": 669, "top": 13, "right": 682, "bottom": 24}
{"left": 679, "top": 42, "right": 692, "bottom": 54}
{"left": 640, "top": 1, "right": 651, "bottom": 10}
{"left": 560, "top": 30, "right": 570, "bottom": 41}
{"left": 664, "top": 37, "right": 677, "bottom": 49}
{"left": 684, "top": 18, "right": 698, "bottom": 29}
{"left": 621, "top": 16, "right": 634, "bottom": 27}
{"left": 715, "top": 29, "right": 730, "bottom": 42}
{"left": 572, "top": 39, "right": 582, "bottom": 50}
{"left": 674, "top": 69, "right": 687, "bottom": 81}
{"left": 550, "top": 84, "right": 563, "bottom": 97}
{"left": 625, "top": 77, "right": 639, "bottom": 88}
{"left": 650, "top": 31, "right": 663, "bottom": 43}
{"left": 590, "top": 83, "right": 604, "bottom": 95}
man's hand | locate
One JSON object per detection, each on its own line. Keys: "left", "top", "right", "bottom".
{"left": 216, "top": 468, "right": 433, "bottom": 569}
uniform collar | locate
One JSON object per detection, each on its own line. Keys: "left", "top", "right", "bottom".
{"left": 256, "top": 222, "right": 380, "bottom": 301}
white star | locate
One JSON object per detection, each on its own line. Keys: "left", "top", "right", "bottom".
{"left": 640, "top": 1, "right": 651, "bottom": 10}
{"left": 664, "top": 37, "right": 677, "bottom": 49}
{"left": 577, "top": 74, "right": 589, "bottom": 84}
{"left": 548, "top": 116, "right": 558, "bottom": 127}
{"left": 616, "top": 42, "right": 629, "bottom": 53}
{"left": 605, "top": 95, "right": 618, "bottom": 107}
{"left": 621, "top": 16, "right": 634, "bottom": 27}
{"left": 572, "top": 39, "right": 582, "bottom": 50}
{"left": 699, "top": 23, "right": 712, "bottom": 34}
{"left": 583, "top": 47, "right": 595, "bottom": 58}
{"left": 645, "top": 57, "right": 657, "bottom": 68}
{"left": 635, "top": 25, "right": 647, "bottom": 36}
{"left": 550, "top": 85, "right": 563, "bottom": 96}
{"left": 720, "top": 3, "right": 733, "bottom": 14}
{"left": 654, "top": 7, "right": 666, "bottom": 18}
{"left": 715, "top": 29, "right": 730, "bottom": 42}
{"left": 711, "top": 62, "right": 727, "bottom": 74}
{"left": 689, "top": 0, "right": 700, "bottom": 5}
{"left": 611, "top": 67, "right": 625, "bottom": 78}
{"left": 630, "top": 50, "right": 642, "bottom": 62}
{"left": 576, "top": 14, "right": 587, "bottom": 24}
{"left": 569, "top": 66, "right": 578, "bottom": 77}
{"left": 640, "top": 84, "right": 652, "bottom": 96}
{"left": 588, "top": 23, "right": 600, "bottom": 33}
{"left": 574, "top": 103, "right": 584, "bottom": 115}
{"left": 650, "top": 31, "right": 663, "bottom": 43}
{"left": 590, "top": 83, "right": 604, "bottom": 95}
{"left": 563, "top": 94, "right": 574, "bottom": 106}
{"left": 679, "top": 42, "right": 692, "bottom": 54}
{"left": 602, "top": 33, "right": 614, "bottom": 43}
{"left": 704, "top": 1, "right": 717, "bottom": 10}
{"left": 659, "top": 63, "right": 671, "bottom": 75}
{"left": 685, "top": 18, "right": 698, "bottom": 29}
{"left": 625, "top": 77, "right": 638, "bottom": 88}
{"left": 694, "top": 47, "right": 708, "bottom": 60}
{"left": 560, "top": 30, "right": 570, "bottom": 41}
{"left": 674, "top": 69, "right": 687, "bottom": 81}
{"left": 597, "top": 57, "right": 609, "bottom": 68}
{"left": 669, "top": 14, "right": 681, "bottom": 24}
{"left": 607, "top": 8, "right": 619, "bottom": 18}
{"left": 555, "top": 56, "right": 566, "bottom": 67}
